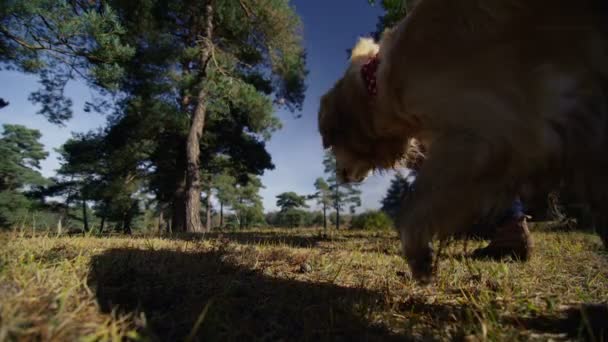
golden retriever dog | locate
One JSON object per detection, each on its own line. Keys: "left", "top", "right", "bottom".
{"left": 319, "top": 0, "right": 608, "bottom": 283}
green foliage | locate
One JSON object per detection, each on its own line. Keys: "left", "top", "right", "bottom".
{"left": 48, "top": 129, "right": 145, "bottom": 233}
{"left": 351, "top": 210, "right": 393, "bottom": 230}
{"left": 0, "top": 190, "right": 31, "bottom": 228}
{"left": 311, "top": 178, "right": 332, "bottom": 208}
{"left": 266, "top": 210, "right": 321, "bottom": 228}
{"left": 276, "top": 192, "right": 308, "bottom": 212}
{"left": 276, "top": 208, "right": 309, "bottom": 228}
{"left": 0, "top": 0, "right": 134, "bottom": 123}
{"left": 0, "top": 124, "right": 48, "bottom": 227}
{"left": 0, "top": 124, "right": 48, "bottom": 190}
{"left": 1, "top": 0, "right": 309, "bottom": 233}
{"left": 86, "top": 0, "right": 308, "bottom": 231}
{"left": 214, "top": 173, "right": 238, "bottom": 208}
{"left": 232, "top": 175, "right": 265, "bottom": 229}
{"left": 368, "top": 0, "right": 411, "bottom": 39}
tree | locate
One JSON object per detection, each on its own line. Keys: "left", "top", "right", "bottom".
{"left": 213, "top": 173, "right": 237, "bottom": 228}
{"left": 0, "top": 0, "right": 134, "bottom": 123}
{"left": 322, "top": 152, "right": 361, "bottom": 229}
{"left": 311, "top": 177, "right": 332, "bottom": 231}
{"left": 105, "top": 0, "right": 307, "bottom": 232}
{"left": 49, "top": 133, "right": 105, "bottom": 233}
{"left": 380, "top": 172, "right": 411, "bottom": 222}
{"left": 0, "top": 124, "right": 48, "bottom": 227}
{"left": 368, "top": 0, "right": 413, "bottom": 39}
{"left": 276, "top": 192, "right": 308, "bottom": 212}
{"left": 48, "top": 129, "right": 144, "bottom": 234}
{"left": 275, "top": 191, "right": 309, "bottom": 228}
{"left": 232, "top": 175, "right": 265, "bottom": 229}
{"left": 179, "top": 0, "right": 306, "bottom": 233}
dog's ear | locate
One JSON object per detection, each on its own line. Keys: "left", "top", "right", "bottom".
{"left": 350, "top": 37, "right": 380, "bottom": 65}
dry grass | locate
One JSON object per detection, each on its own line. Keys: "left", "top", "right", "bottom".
{"left": 0, "top": 227, "right": 606, "bottom": 341}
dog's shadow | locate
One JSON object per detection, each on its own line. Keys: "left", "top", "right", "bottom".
{"left": 88, "top": 248, "right": 403, "bottom": 341}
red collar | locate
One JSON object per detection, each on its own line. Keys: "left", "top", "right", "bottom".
{"left": 361, "top": 54, "right": 380, "bottom": 96}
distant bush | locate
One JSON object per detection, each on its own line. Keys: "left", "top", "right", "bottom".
{"left": 351, "top": 211, "right": 393, "bottom": 230}
{"left": 266, "top": 210, "right": 323, "bottom": 228}
{"left": 277, "top": 209, "right": 310, "bottom": 228}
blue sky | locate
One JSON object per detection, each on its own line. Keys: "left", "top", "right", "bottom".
{"left": 0, "top": 0, "right": 398, "bottom": 213}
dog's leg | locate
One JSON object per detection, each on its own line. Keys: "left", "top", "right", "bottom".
{"left": 397, "top": 133, "right": 515, "bottom": 283}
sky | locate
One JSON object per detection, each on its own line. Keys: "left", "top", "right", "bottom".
{"left": 0, "top": 0, "right": 399, "bottom": 213}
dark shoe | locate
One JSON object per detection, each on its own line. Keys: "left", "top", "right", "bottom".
{"left": 472, "top": 215, "right": 533, "bottom": 261}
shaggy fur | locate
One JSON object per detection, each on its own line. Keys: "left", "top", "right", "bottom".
{"left": 319, "top": 0, "right": 608, "bottom": 282}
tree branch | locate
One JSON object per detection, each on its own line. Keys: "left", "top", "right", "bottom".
{"left": 0, "top": 25, "right": 45, "bottom": 50}
{"left": 238, "top": 0, "right": 253, "bottom": 18}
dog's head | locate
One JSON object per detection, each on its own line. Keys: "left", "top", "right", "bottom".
{"left": 319, "top": 36, "right": 410, "bottom": 183}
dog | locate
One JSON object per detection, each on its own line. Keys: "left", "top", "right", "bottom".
{"left": 319, "top": 0, "right": 608, "bottom": 283}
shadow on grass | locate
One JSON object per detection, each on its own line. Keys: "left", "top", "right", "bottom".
{"left": 503, "top": 304, "right": 608, "bottom": 341}
{"left": 88, "top": 248, "right": 404, "bottom": 341}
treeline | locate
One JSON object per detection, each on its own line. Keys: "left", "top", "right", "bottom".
{"left": 0, "top": 120, "right": 398, "bottom": 232}
{"left": 0, "top": 0, "right": 306, "bottom": 233}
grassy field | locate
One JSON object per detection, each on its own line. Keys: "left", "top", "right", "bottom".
{"left": 0, "top": 226, "right": 607, "bottom": 341}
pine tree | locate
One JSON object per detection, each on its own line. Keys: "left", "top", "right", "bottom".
{"left": 380, "top": 172, "right": 411, "bottom": 222}
{"left": 322, "top": 151, "right": 361, "bottom": 229}
{"left": 107, "top": 0, "right": 307, "bottom": 232}
{"left": 311, "top": 177, "right": 332, "bottom": 231}
{"left": 0, "top": 124, "right": 48, "bottom": 227}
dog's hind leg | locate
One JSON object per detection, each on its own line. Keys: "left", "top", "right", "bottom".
{"left": 397, "top": 133, "right": 517, "bottom": 283}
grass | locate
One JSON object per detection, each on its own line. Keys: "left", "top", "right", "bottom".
{"left": 0, "top": 227, "right": 607, "bottom": 341}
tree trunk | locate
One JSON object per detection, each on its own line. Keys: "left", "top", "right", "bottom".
{"left": 335, "top": 183, "right": 340, "bottom": 230}
{"left": 220, "top": 201, "right": 224, "bottom": 227}
{"left": 57, "top": 216, "right": 63, "bottom": 235}
{"left": 158, "top": 210, "right": 164, "bottom": 234}
{"left": 122, "top": 211, "right": 132, "bottom": 235}
{"left": 336, "top": 205, "right": 340, "bottom": 230}
{"left": 184, "top": 2, "right": 214, "bottom": 233}
{"left": 82, "top": 199, "right": 89, "bottom": 232}
{"left": 123, "top": 219, "right": 132, "bottom": 235}
{"left": 205, "top": 190, "right": 212, "bottom": 232}
{"left": 323, "top": 203, "right": 327, "bottom": 231}
{"left": 172, "top": 154, "right": 187, "bottom": 232}
{"left": 99, "top": 215, "right": 106, "bottom": 234}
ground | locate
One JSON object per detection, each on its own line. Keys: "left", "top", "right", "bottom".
{"left": 0, "top": 226, "right": 607, "bottom": 341}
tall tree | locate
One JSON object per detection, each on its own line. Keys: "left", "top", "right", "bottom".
{"left": 181, "top": 0, "right": 306, "bottom": 232}
{"left": 108, "top": 0, "right": 307, "bottom": 232}
{"left": 322, "top": 152, "right": 361, "bottom": 229}
{"left": 0, "top": 124, "right": 48, "bottom": 227}
{"left": 311, "top": 177, "right": 332, "bottom": 231}
{"left": 50, "top": 132, "right": 107, "bottom": 232}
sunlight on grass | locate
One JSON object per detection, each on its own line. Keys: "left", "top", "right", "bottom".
{"left": 0, "top": 229, "right": 606, "bottom": 340}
